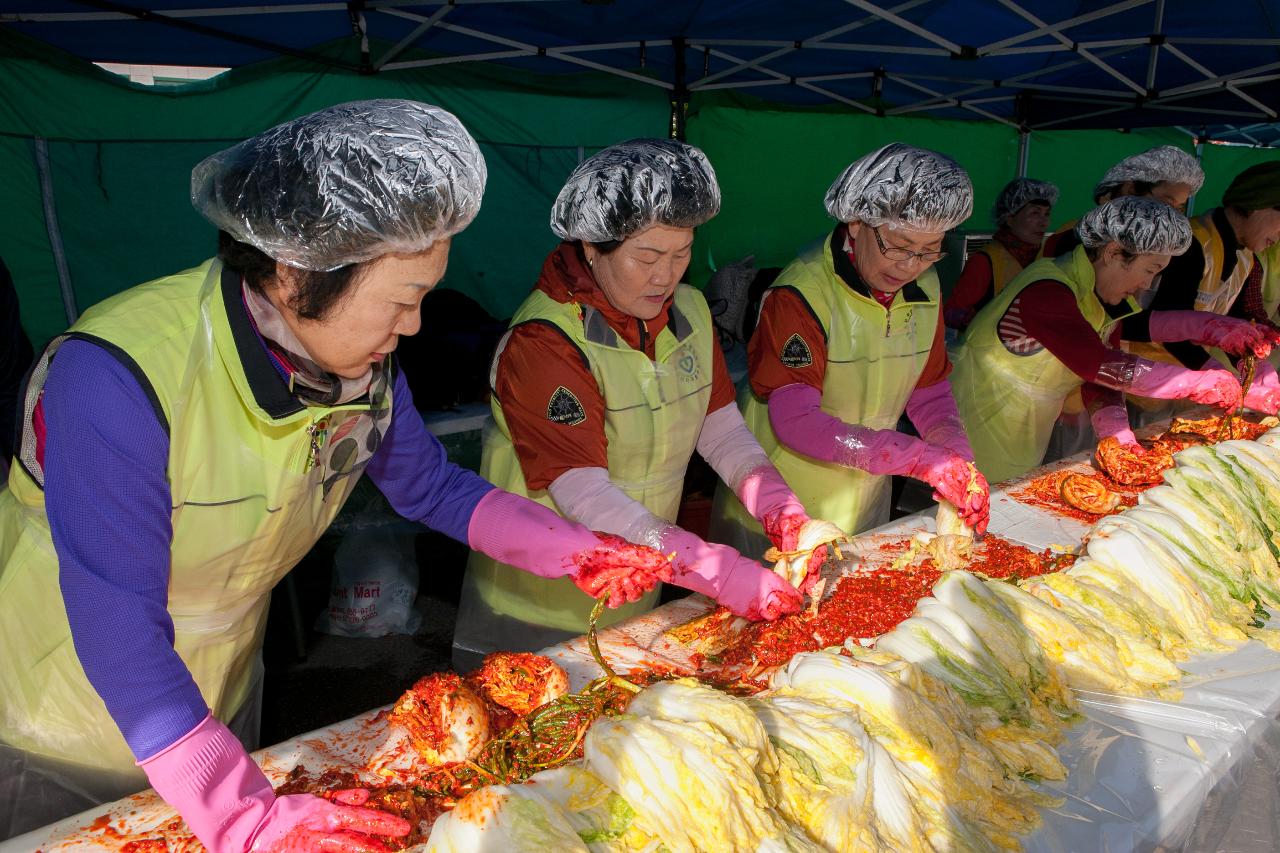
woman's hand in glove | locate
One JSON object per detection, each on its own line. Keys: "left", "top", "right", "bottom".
{"left": 568, "top": 534, "right": 675, "bottom": 607}
{"left": 912, "top": 449, "right": 991, "bottom": 535}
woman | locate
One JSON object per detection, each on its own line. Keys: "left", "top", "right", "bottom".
{"left": 455, "top": 139, "right": 829, "bottom": 668}
{"left": 952, "top": 196, "right": 1263, "bottom": 485}
{"left": 944, "top": 177, "right": 1058, "bottom": 331}
{"left": 1121, "top": 161, "right": 1280, "bottom": 415}
{"left": 0, "top": 101, "right": 680, "bottom": 850}
{"left": 720, "top": 143, "right": 990, "bottom": 544}
{"left": 1041, "top": 145, "right": 1204, "bottom": 258}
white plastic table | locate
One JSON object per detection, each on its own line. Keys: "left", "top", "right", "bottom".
{"left": 11, "top": 424, "right": 1280, "bottom": 851}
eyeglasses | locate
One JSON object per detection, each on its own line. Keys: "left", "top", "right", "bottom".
{"left": 871, "top": 226, "right": 947, "bottom": 264}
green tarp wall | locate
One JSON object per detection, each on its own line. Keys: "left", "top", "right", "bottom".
{"left": 4, "top": 28, "right": 1280, "bottom": 348}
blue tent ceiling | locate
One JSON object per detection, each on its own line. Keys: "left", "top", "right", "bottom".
{"left": 4, "top": 0, "right": 1279, "bottom": 144}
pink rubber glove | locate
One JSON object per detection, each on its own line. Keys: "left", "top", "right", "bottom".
{"left": 469, "top": 490, "right": 673, "bottom": 607}
{"left": 1252, "top": 359, "right": 1280, "bottom": 391}
{"left": 768, "top": 383, "right": 989, "bottom": 532}
{"left": 1149, "top": 311, "right": 1279, "bottom": 358}
{"left": 1126, "top": 360, "right": 1242, "bottom": 408}
{"left": 1243, "top": 363, "right": 1280, "bottom": 414}
{"left": 659, "top": 525, "right": 802, "bottom": 621}
{"left": 1089, "top": 402, "right": 1139, "bottom": 448}
{"left": 567, "top": 533, "right": 675, "bottom": 607}
{"left": 139, "top": 714, "right": 410, "bottom": 853}
{"left": 734, "top": 463, "right": 806, "bottom": 521}
{"left": 920, "top": 451, "right": 991, "bottom": 535}
{"left": 734, "top": 463, "right": 827, "bottom": 587}
{"left": 905, "top": 379, "right": 975, "bottom": 461}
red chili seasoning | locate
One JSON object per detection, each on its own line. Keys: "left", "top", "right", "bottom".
{"left": 1010, "top": 470, "right": 1142, "bottom": 523}
{"left": 699, "top": 535, "right": 1066, "bottom": 686}
{"left": 917, "top": 535, "right": 1068, "bottom": 581}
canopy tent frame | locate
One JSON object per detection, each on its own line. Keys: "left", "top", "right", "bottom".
{"left": 3, "top": 0, "right": 1278, "bottom": 144}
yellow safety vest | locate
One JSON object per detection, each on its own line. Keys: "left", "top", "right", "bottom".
{"left": 1261, "top": 242, "right": 1280, "bottom": 323}
{"left": 980, "top": 239, "right": 1090, "bottom": 420}
{"left": 952, "top": 246, "right": 1141, "bottom": 484}
{"left": 0, "top": 259, "right": 372, "bottom": 781}
{"left": 463, "top": 285, "right": 715, "bottom": 634}
{"left": 977, "top": 239, "right": 1028, "bottom": 299}
{"left": 727, "top": 231, "right": 940, "bottom": 537}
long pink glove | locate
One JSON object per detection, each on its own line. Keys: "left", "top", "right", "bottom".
{"left": 1244, "top": 360, "right": 1280, "bottom": 414}
{"left": 1149, "top": 311, "right": 1280, "bottom": 358}
{"left": 1089, "top": 402, "right": 1139, "bottom": 448}
{"left": 468, "top": 490, "right": 670, "bottom": 607}
{"left": 139, "top": 714, "right": 410, "bottom": 853}
{"left": 769, "top": 383, "right": 990, "bottom": 533}
{"left": 658, "top": 525, "right": 803, "bottom": 620}
{"left": 1126, "top": 359, "right": 1241, "bottom": 408}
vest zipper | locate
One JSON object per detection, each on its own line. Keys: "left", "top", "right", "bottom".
{"left": 304, "top": 416, "right": 329, "bottom": 472}
{"left": 637, "top": 318, "right": 649, "bottom": 354}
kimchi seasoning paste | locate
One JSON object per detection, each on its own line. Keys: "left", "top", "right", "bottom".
{"left": 701, "top": 534, "right": 1066, "bottom": 682}
{"left": 916, "top": 535, "right": 1069, "bottom": 581}
{"left": 1011, "top": 470, "right": 1142, "bottom": 523}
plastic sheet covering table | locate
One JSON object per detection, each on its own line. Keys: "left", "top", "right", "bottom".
{"left": 9, "top": 421, "right": 1280, "bottom": 852}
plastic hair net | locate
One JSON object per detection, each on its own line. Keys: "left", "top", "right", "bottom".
{"left": 1092, "top": 145, "right": 1205, "bottom": 202}
{"left": 993, "top": 177, "right": 1059, "bottom": 225}
{"left": 550, "top": 138, "right": 720, "bottom": 243}
{"left": 1076, "top": 195, "right": 1193, "bottom": 255}
{"left": 824, "top": 142, "right": 973, "bottom": 231}
{"left": 191, "top": 99, "right": 487, "bottom": 271}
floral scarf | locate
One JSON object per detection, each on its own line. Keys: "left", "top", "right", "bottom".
{"left": 242, "top": 282, "right": 393, "bottom": 496}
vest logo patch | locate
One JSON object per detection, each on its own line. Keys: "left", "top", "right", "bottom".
{"left": 546, "top": 385, "right": 587, "bottom": 426}
{"left": 780, "top": 333, "right": 813, "bottom": 368}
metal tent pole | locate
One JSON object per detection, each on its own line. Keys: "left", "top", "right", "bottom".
{"left": 32, "top": 138, "right": 78, "bottom": 326}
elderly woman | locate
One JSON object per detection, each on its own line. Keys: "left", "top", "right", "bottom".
{"left": 717, "top": 143, "right": 990, "bottom": 545}
{"left": 944, "top": 177, "right": 1059, "bottom": 331}
{"left": 1042, "top": 145, "right": 1204, "bottom": 258}
{"left": 0, "top": 102, "right": 677, "bottom": 850}
{"left": 952, "top": 196, "right": 1257, "bottom": 485}
{"left": 1121, "top": 161, "right": 1280, "bottom": 415}
{"left": 454, "top": 139, "right": 827, "bottom": 667}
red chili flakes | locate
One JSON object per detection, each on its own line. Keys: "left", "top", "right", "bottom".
{"left": 120, "top": 841, "right": 168, "bottom": 853}
{"left": 917, "top": 535, "right": 1068, "bottom": 581}
{"left": 696, "top": 534, "right": 1070, "bottom": 683}
{"left": 811, "top": 566, "right": 942, "bottom": 644}
{"left": 1010, "top": 470, "right": 1142, "bottom": 523}
{"left": 707, "top": 563, "right": 943, "bottom": 674}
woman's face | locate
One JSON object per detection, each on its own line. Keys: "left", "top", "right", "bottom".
{"left": 1234, "top": 207, "right": 1280, "bottom": 253}
{"left": 1093, "top": 244, "right": 1170, "bottom": 305}
{"left": 271, "top": 239, "right": 450, "bottom": 379}
{"left": 846, "top": 221, "right": 946, "bottom": 294}
{"left": 584, "top": 225, "right": 694, "bottom": 321}
{"left": 1110, "top": 180, "right": 1194, "bottom": 213}
{"left": 1006, "top": 201, "right": 1052, "bottom": 245}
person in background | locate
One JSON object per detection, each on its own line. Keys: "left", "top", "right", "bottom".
{"left": 0, "top": 258, "right": 34, "bottom": 478}
{"left": 0, "top": 101, "right": 680, "bottom": 850}
{"left": 454, "top": 139, "right": 837, "bottom": 669}
{"left": 944, "top": 177, "right": 1058, "bottom": 331}
{"left": 717, "top": 143, "right": 990, "bottom": 545}
{"left": 1042, "top": 145, "right": 1205, "bottom": 258}
{"left": 1121, "top": 161, "right": 1280, "bottom": 418}
{"left": 952, "top": 196, "right": 1263, "bottom": 485}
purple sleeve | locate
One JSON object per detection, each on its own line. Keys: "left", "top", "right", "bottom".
{"left": 365, "top": 366, "right": 495, "bottom": 544}
{"left": 43, "top": 339, "right": 209, "bottom": 762}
